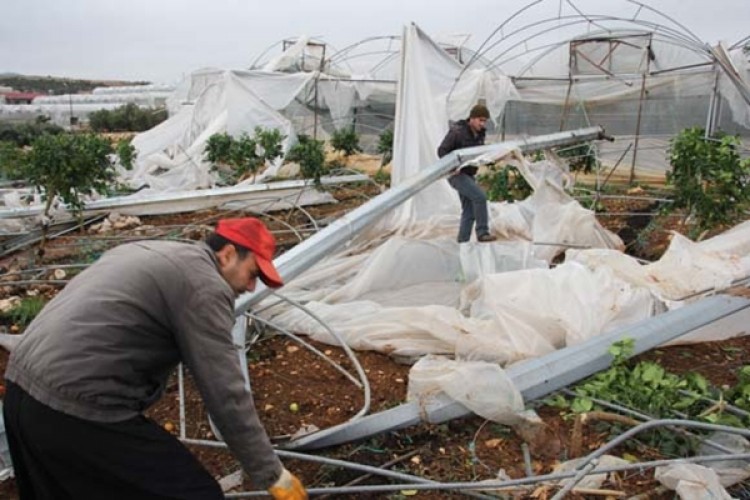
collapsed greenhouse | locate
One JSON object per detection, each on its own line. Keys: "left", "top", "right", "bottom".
{"left": 1, "top": 0, "right": 750, "bottom": 497}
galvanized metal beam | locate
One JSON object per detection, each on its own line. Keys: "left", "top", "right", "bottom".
{"left": 0, "top": 174, "right": 369, "bottom": 219}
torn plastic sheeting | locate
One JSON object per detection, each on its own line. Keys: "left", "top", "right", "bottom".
{"left": 233, "top": 124, "right": 606, "bottom": 315}
{"left": 459, "top": 240, "right": 546, "bottom": 283}
{"left": 655, "top": 464, "right": 732, "bottom": 500}
{"left": 463, "top": 262, "right": 656, "bottom": 349}
{"left": 568, "top": 219, "right": 750, "bottom": 304}
{"left": 125, "top": 69, "right": 315, "bottom": 192}
{"left": 270, "top": 248, "right": 653, "bottom": 362}
{"left": 553, "top": 455, "right": 629, "bottom": 490}
{"left": 384, "top": 24, "right": 520, "bottom": 231}
{"left": 285, "top": 294, "right": 750, "bottom": 450}
{"left": 0, "top": 174, "right": 367, "bottom": 220}
{"left": 407, "top": 356, "right": 524, "bottom": 424}
{"left": 696, "top": 432, "right": 750, "bottom": 488}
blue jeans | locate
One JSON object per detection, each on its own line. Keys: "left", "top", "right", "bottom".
{"left": 448, "top": 173, "right": 490, "bottom": 243}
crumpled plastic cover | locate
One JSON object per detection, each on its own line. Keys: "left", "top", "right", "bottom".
{"left": 407, "top": 355, "right": 524, "bottom": 424}
{"left": 655, "top": 463, "right": 732, "bottom": 500}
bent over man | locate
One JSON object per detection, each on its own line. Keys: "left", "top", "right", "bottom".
{"left": 438, "top": 103, "right": 498, "bottom": 243}
{"left": 4, "top": 217, "right": 307, "bottom": 499}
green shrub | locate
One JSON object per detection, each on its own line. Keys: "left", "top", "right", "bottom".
{"left": 377, "top": 128, "right": 394, "bottom": 166}
{"left": 88, "top": 103, "right": 167, "bottom": 132}
{"left": 667, "top": 127, "right": 750, "bottom": 234}
{"left": 229, "top": 133, "right": 263, "bottom": 180}
{"left": 478, "top": 164, "right": 532, "bottom": 202}
{"left": 2, "top": 296, "right": 47, "bottom": 328}
{"left": 0, "top": 122, "right": 64, "bottom": 148}
{"left": 330, "top": 126, "right": 361, "bottom": 156}
{"left": 116, "top": 139, "right": 137, "bottom": 170}
{"left": 205, "top": 128, "right": 285, "bottom": 184}
{"left": 288, "top": 135, "right": 327, "bottom": 187}
{"left": 557, "top": 143, "right": 598, "bottom": 174}
{"left": 0, "top": 141, "right": 25, "bottom": 180}
{"left": 205, "top": 133, "right": 233, "bottom": 165}
{"left": 373, "top": 168, "right": 390, "bottom": 187}
{"left": 23, "top": 133, "right": 117, "bottom": 256}
{"left": 254, "top": 126, "right": 284, "bottom": 162}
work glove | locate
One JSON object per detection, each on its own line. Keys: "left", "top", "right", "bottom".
{"left": 267, "top": 468, "right": 308, "bottom": 500}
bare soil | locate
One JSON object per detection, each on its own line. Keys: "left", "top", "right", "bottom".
{"left": 0, "top": 183, "right": 748, "bottom": 499}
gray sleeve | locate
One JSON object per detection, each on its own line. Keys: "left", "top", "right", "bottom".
{"left": 173, "top": 288, "right": 283, "bottom": 489}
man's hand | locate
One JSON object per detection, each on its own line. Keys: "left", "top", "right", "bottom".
{"left": 268, "top": 468, "right": 307, "bottom": 500}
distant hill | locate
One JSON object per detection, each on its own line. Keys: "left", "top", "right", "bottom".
{"left": 0, "top": 74, "right": 151, "bottom": 96}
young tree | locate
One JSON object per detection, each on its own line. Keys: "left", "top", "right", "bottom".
{"left": 288, "top": 135, "right": 327, "bottom": 187}
{"left": 229, "top": 133, "right": 262, "bottom": 181}
{"left": 24, "top": 133, "right": 118, "bottom": 257}
{"left": 0, "top": 141, "right": 25, "bottom": 180}
{"left": 116, "top": 139, "right": 137, "bottom": 171}
{"left": 204, "top": 128, "right": 285, "bottom": 184}
{"left": 254, "top": 126, "right": 285, "bottom": 163}
{"left": 330, "top": 126, "right": 361, "bottom": 156}
{"left": 377, "top": 128, "right": 394, "bottom": 166}
{"left": 667, "top": 127, "right": 750, "bottom": 235}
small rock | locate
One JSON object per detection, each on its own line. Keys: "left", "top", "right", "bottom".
{"left": 485, "top": 438, "right": 503, "bottom": 449}
{"left": 0, "top": 297, "right": 21, "bottom": 313}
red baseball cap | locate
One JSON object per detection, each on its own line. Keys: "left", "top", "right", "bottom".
{"left": 215, "top": 218, "right": 284, "bottom": 288}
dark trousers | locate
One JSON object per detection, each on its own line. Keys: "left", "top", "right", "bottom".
{"left": 447, "top": 173, "right": 490, "bottom": 243}
{"left": 3, "top": 381, "right": 223, "bottom": 500}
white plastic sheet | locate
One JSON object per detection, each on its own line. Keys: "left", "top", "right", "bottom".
{"left": 263, "top": 25, "right": 656, "bottom": 418}
{"left": 407, "top": 356, "right": 524, "bottom": 424}
{"left": 383, "top": 24, "right": 519, "bottom": 231}
{"left": 553, "top": 455, "right": 630, "bottom": 490}
{"left": 697, "top": 432, "right": 750, "bottom": 488}
{"left": 125, "top": 69, "right": 314, "bottom": 191}
{"left": 569, "top": 220, "right": 750, "bottom": 304}
{"left": 655, "top": 464, "right": 732, "bottom": 500}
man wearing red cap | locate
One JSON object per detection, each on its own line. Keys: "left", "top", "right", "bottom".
{"left": 3, "top": 217, "right": 307, "bottom": 499}
{"left": 438, "top": 103, "right": 498, "bottom": 243}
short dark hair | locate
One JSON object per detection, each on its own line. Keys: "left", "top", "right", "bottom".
{"left": 469, "top": 104, "right": 490, "bottom": 119}
{"left": 205, "top": 232, "right": 250, "bottom": 259}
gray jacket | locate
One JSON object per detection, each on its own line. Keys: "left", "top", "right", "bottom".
{"left": 6, "top": 240, "right": 283, "bottom": 488}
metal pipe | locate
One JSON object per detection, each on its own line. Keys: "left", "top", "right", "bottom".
{"left": 559, "top": 388, "right": 738, "bottom": 455}
{"left": 178, "top": 363, "right": 186, "bottom": 440}
{"left": 222, "top": 451, "right": 750, "bottom": 497}
{"left": 182, "top": 437, "right": 495, "bottom": 499}
{"left": 246, "top": 312, "right": 363, "bottom": 388}
{"left": 629, "top": 35, "right": 652, "bottom": 185}
{"left": 0, "top": 174, "right": 369, "bottom": 219}
{"left": 559, "top": 418, "right": 750, "bottom": 493}
{"left": 234, "top": 126, "right": 606, "bottom": 315}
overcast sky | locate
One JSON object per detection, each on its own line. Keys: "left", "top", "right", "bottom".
{"left": 2, "top": 0, "right": 748, "bottom": 84}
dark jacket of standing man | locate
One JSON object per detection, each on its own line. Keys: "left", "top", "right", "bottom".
{"left": 4, "top": 217, "right": 307, "bottom": 500}
{"left": 438, "top": 103, "right": 497, "bottom": 243}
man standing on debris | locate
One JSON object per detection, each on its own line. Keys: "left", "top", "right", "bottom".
{"left": 3, "top": 218, "right": 307, "bottom": 500}
{"left": 438, "top": 103, "right": 498, "bottom": 243}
